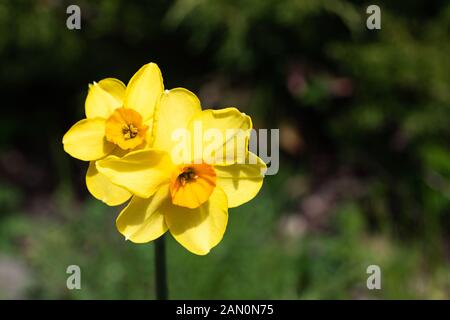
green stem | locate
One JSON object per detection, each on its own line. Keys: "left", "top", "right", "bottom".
{"left": 154, "top": 235, "right": 168, "bottom": 300}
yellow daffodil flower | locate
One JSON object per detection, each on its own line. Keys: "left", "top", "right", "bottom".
{"left": 62, "top": 63, "right": 164, "bottom": 206}
{"left": 96, "top": 89, "right": 267, "bottom": 255}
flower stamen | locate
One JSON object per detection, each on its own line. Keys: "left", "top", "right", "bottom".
{"left": 178, "top": 167, "right": 199, "bottom": 186}
{"left": 122, "top": 124, "right": 139, "bottom": 139}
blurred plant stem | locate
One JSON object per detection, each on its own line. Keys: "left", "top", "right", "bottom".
{"left": 154, "top": 235, "right": 168, "bottom": 300}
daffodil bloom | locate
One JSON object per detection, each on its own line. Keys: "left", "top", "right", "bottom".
{"left": 62, "top": 63, "right": 164, "bottom": 206}
{"left": 96, "top": 89, "right": 267, "bottom": 255}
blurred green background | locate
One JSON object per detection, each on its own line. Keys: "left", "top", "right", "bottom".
{"left": 0, "top": 0, "right": 450, "bottom": 299}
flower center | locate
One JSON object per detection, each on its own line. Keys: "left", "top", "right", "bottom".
{"left": 170, "top": 163, "right": 216, "bottom": 209}
{"left": 178, "top": 167, "right": 198, "bottom": 186}
{"left": 122, "top": 124, "right": 139, "bottom": 139}
{"left": 105, "top": 108, "right": 148, "bottom": 150}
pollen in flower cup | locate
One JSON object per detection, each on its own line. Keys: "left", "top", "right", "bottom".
{"left": 63, "top": 62, "right": 266, "bottom": 255}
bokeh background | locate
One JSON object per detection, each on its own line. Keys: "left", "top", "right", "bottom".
{"left": 1, "top": 0, "right": 450, "bottom": 299}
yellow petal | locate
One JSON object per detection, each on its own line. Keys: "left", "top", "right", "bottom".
{"left": 124, "top": 63, "right": 164, "bottom": 121}
{"left": 214, "top": 152, "right": 266, "bottom": 208}
{"left": 188, "top": 107, "right": 252, "bottom": 165}
{"left": 143, "top": 125, "right": 155, "bottom": 149}
{"left": 62, "top": 118, "right": 114, "bottom": 161}
{"left": 85, "top": 78, "right": 126, "bottom": 119}
{"left": 96, "top": 149, "right": 175, "bottom": 198}
{"left": 86, "top": 161, "right": 131, "bottom": 206}
{"left": 153, "top": 88, "right": 201, "bottom": 153}
{"left": 116, "top": 186, "right": 169, "bottom": 243}
{"left": 164, "top": 187, "right": 228, "bottom": 255}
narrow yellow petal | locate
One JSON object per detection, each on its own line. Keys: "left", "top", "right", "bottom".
{"left": 62, "top": 118, "right": 114, "bottom": 161}
{"left": 116, "top": 186, "right": 169, "bottom": 243}
{"left": 187, "top": 108, "right": 252, "bottom": 165}
{"left": 96, "top": 149, "right": 175, "bottom": 198}
{"left": 85, "top": 78, "right": 126, "bottom": 119}
{"left": 214, "top": 152, "right": 266, "bottom": 208}
{"left": 164, "top": 187, "right": 228, "bottom": 255}
{"left": 153, "top": 88, "right": 202, "bottom": 153}
{"left": 86, "top": 161, "right": 131, "bottom": 206}
{"left": 124, "top": 63, "right": 164, "bottom": 121}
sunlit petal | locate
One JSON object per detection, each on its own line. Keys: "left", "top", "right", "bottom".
{"left": 124, "top": 63, "right": 164, "bottom": 121}
{"left": 164, "top": 187, "right": 228, "bottom": 255}
{"left": 63, "top": 118, "right": 114, "bottom": 161}
{"left": 96, "top": 149, "right": 175, "bottom": 198}
{"left": 86, "top": 161, "right": 132, "bottom": 206}
{"left": 85, "top": 78, "right": 126, "bottom": 119}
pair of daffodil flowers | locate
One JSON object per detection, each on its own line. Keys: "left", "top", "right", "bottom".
{"left": 63, "top": 63, "right": 266, "bottom": 255}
